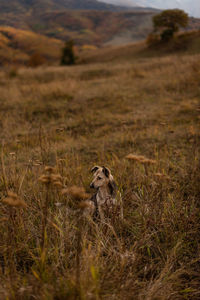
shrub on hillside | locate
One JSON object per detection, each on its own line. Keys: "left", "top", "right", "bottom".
{"left": 28, "top": 52, "right": 46, "bottom": 68}
{"left": 60, "top": 40, "right": 76, "bottom": 66}
{"left": 146, "top": 33, "right": 160, "bottom": 47}
{"left": 8, "top": 67, "right": 18, "bottom": 78}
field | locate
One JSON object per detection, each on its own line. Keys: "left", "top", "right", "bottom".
{"left": 0, "top": 48, "right": 200, "bottom": 299}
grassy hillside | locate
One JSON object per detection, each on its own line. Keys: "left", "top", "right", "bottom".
{"left": 26, "top": 11, "right": 200, "bottom": 46}
{"left": 81, "top": 30, "right": 200, "bottom": 63}
{"left": 0, "top": 9, "right": 157, "bottom": 46}
{"left": 0, "top": 26, "right": 63, "bottom": 66}
{"left": 2, "top": 27, "right": 200, "bottom": 66}
{"left": 0, "top": 45, "right": 199, "bottom": 298}
{"left": 33, "top": 10, "right": 156, "bottom": 45}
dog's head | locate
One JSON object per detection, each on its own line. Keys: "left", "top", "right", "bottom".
{"left": 90, "top": 166, "right": 117, "bottom": 197}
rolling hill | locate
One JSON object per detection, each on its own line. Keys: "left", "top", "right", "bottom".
{"left": 29, "top": 10, "right": 158, "bottom": 46}
{"left": 80, "top": 30, "right": 200, "bottom": 64}
{"left": 2, "top": 25, "right": 200, "bottom": 67}
{"left": 0, "top": 0, "right": 159, "bottom": 46}
{"left": 0, "top": 26, "right": 62, "bottom": 66}
{"left": 0, "top": 5, "right": 199, "bottom": 48}
{"left": 0, "top": 0, "right": 199, "bottom": 48}
{"left": 0, "top": 0, "right": 132, "bottom": 18}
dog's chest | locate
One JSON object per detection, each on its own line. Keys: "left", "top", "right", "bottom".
{"left": 96, "top": 193, "right": 116, "bottom": 206}
{"left": 96, "top": 193, "right": 106, "bottom": 205}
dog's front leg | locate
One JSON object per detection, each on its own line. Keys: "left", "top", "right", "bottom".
{"left": 98, "top": 205, "right": 105, "bottom": 222}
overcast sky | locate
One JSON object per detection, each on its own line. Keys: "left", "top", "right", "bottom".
{"left": 99, "top": 0, "right": 200, "bottom": 17}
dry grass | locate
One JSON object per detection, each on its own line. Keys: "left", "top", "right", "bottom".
{"left": 0, "top": 26, "right": 63, "bottom": 66}
{"left": 0, "top": 50, "right": 199, "bottom": 299}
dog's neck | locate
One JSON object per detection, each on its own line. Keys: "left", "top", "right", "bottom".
{"left": 96, "top": 186, "right": 112, "bottom": 205}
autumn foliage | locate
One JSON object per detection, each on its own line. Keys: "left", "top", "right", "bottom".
{"left": 153, "top": 9, "right": 189, "bottom": 42}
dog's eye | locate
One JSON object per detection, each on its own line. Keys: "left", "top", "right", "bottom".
{"left": 97, "top": 176, "right": 102, "bottom": 180}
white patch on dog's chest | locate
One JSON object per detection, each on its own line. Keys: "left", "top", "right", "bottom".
{"left": 96, "top": 193, "right": 106, "bottom": 205}
{"left": 96, "top": 193, "right": 116, "bottom": 207}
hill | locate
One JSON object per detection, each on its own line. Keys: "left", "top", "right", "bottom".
{"left": 81, "top": 30, "right": 200, "bottom": 63}
{"left": 1, "top": 27, "right": 200, "bottom": 66}
{"left": 30, "top": 10, "right": 157, "bottom": 46}
{"left": 0, "top": 3, "right": 158, "bottom": 46}
{"left": 0, "top": 0, "right": 130, "bottom": 13}
{"left": 0, "top": 0, "right": 199, "bottom": 47}
{"left": 0, "top": 27, "right": 62, "bottom": 66}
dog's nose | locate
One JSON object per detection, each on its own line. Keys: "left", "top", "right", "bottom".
{"left": 90, "top": 183, "right": 94, "bottom": 189}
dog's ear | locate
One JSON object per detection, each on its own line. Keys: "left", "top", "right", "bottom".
{"left": 102, "top": 166, "right": 111, "bottom": 178}
{"left": 91, "top": 166, "right": 101, "bottom": 173}
{"left": 108, "top": 180, "right": 117, "bottom": 197}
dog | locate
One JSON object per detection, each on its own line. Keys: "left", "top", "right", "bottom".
{"left": 87, "top": 166, "right": 123, "bottom": 221}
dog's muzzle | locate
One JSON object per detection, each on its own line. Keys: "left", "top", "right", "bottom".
{"left": 90, "top": 183, "right": 94, "bottom": 189}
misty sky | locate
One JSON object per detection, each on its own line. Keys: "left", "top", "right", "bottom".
{"left": 99, "top": 0, "right": 200, "bottom": 17}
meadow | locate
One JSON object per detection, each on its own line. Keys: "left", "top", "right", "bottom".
{"left": 0, "top": 48, "right": 199, "bottom": 299}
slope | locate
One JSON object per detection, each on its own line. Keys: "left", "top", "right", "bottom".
{"left": 0, "top": 26, "right": 62, "bottom": 66}
{"left": 0, "top": 0, "right": 159, "bottom": 45}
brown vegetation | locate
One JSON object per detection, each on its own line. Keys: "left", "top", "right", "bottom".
{"left": 153, "top": 9, "right": 189, "bottom": 42}
{"left": 0, "top": 46, "right": 199, "bottom": 299}
{"left": 82, "top": 30, "right": 200, "bottom": 64}
{"left": 0, "top": 26, "right": 62, "bottom": 66}
{"left": 0, "top": 0, "right": 158, "bottom": 46}
{"left": 1, "top": 24, "right": 200, "bottom": 67}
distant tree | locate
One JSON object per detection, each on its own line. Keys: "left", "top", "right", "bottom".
{"left": 60, "top": 40, "right": 75, "bottom": 66}
{"left": 153, "top": 9, "right": 189, "bottom": 42}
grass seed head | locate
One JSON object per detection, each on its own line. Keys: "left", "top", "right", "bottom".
{"left": 78, "top": 200, "right": 92, "bottom": 210}
{"left": 154, "top": 173, "right": 170, "bottom": 180}
{"left": 61, "top": 186, "right": 90, "bottom": 201}
{"left": 126, "top": 154, "right": 156, "bottom": 164}
{"left": 7, "top": 191, "right": 18, "bottom": 199}
{"left": 141, "top": 158, "right": 156, "bottom": 165}
{"left": 51, "top": 174, "right": 62, "bottom": 181}
{"left": 53, "top": 181, "right": 63, "bottom": 189}
{"left": 39, "top": 167, "right": 63, "bottom": 187}
{"left": 125, "top": 154, "right": 144, "bottom": 162}
{"left": 9, "top": 152, "right": 16, "bottom": 156}
{"left": 38, "top": 174, "right": 51, "bottom": 184}
{"left": 2, "top": 191, "right": 27, "bottom": 208}
{"left": 44, "top": 166, "right": 56, "bottom": 174}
